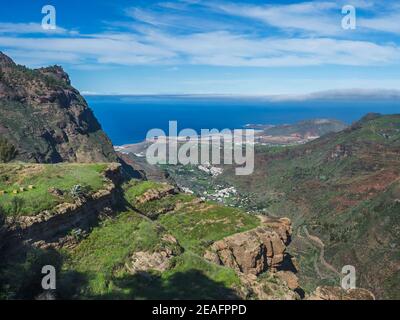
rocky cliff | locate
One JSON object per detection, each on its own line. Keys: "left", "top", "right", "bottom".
{"left": 0, "top": 52, "right": 116, "bottom": 163}
{"left": 202, "top": 215, "right": 303, "bottom": 299}
{"left": 204, "top": 216, "right": 292, "bottom": 275}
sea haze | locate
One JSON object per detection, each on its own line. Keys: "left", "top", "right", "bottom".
{"left": 86, "top": 95, "right": 400, "bottom": 145}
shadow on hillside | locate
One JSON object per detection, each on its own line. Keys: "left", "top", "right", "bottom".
{"left": 277, "top": 253, "right": 305, "bottom": 299}
{"left": 1, "top": 245, "right": 241, "bottom": 300}
{"left": 0, "top": 230, "right": 92, "bottom": 300}
{"left": 117, "top": 156, "right": 146, "bottom": 180}
{"left": 90, "top": 270, "right": 241, "bottom": 300}
{"left": 278, "top": 253, "right": 298, "bottom": 273}
{"left": 0, "top": 244, "right": 66, "bottom": 299}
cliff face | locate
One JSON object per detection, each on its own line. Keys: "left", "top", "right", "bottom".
{"left": 204, "top": 217, "right": 292, "bottom": 275}
{"left": 0, "top": 52, "right": 116, "bottom": 163}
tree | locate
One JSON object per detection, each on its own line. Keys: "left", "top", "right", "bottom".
{"left": 0, "top": 136, "right": 17, "bottom": 163}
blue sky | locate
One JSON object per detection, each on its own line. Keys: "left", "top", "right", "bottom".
{"left": 1, "top": 0, "right": 400, "bottom": 95}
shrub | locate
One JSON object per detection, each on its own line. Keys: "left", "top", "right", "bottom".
{"left": 70, "top": 184, "right": 93, "bottom": 200}
{"left": 70, "top": 184, "right": 84, "bottom": 199}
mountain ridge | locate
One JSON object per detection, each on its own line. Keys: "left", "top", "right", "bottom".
{"left": 0, "top": 52, "right": 116, "bottom": 163}
{"left": 216, "top": 112, "right": 400, "bottom": 298}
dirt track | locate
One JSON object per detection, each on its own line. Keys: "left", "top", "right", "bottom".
{"left": 302, "top": 226, "right": 341, "bottom": 277}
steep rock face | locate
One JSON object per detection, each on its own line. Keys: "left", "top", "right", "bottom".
{"left": 204, "top": 217, "right": 292, "bottom": 275}
{"left": 0, "top": 52, "right": 116, "bottom": 163}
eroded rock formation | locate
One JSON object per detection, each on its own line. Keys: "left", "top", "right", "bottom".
{"left": 204, "top": 217, "right": 292, "bottom": 275}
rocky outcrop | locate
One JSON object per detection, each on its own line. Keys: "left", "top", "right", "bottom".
{"left": 308, "top": 286, "right": 375, "bottom": 300}
{"left": 136, "top": 184, "right": 177, "bottom": 204}
{"left": 238, "top": 273, "right": 300, "bottom": 300}
{"left": 275, "top": 271, "right": 300, "bottom": 291}
{"left": 3, "top": 163, "right": 122, "bottom": 249}
{"left": 329, "top": 144, "right": 352, "bottom": 160}
{"left": 0, "top": 52, "right": 116, "bottom": 163}
{"left": 125, "top": 235, "right": 182, "bottom": 273}
{"left": 204, "top": 217, "right": 292, "bottom": 275}
{"left": 127, "top": 250, "right": 175, "bottom": 273}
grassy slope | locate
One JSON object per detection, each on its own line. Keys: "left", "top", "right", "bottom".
{"left": 159, "top": 203, "right": 260, "bottom": 254}
{"left": 2, "top": 176, "right": 250, "bottom": 299}
{"left": 56, "top": 179, "right": 258, "bottom": 299}
{"left": 0, "top": 163, "right": 108, "bottom": 216}
{"left": 60, "top": 210, "right": 179, "bottom": 298}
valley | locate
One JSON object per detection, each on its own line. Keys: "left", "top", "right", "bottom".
{"left": 0, "top": 51, "right": 397, "bottom": 300}
{"left": 151, "top": 113, "right": 400, "bottom": 298}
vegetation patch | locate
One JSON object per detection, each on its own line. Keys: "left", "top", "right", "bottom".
{"left": 136, "top": 193, "right": 196, "bottom": 219}
{"left": 56, "top": 209, "right": 242, "bottom": 299}
{"left": 61, "top": 210, "right": 180, "bottom": 297}
{"left": 0, "top": 163, "right": 108, "bottom": 216}
{"left": 159, "top": 203, "right": 260, "bottom": 254}
{"left": 123, "top": 180, "right": 167, "bottom": 205}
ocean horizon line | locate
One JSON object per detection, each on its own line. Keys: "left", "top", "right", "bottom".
{"left": 82, "top": 88, "right": 400, "bottom": 102}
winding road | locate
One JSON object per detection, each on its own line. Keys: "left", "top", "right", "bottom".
{"left": 302, "top": 226, "right": 341, "bottom": 278}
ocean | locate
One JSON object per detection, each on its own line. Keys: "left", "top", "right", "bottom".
{"left": 86, "top": 95, "right": 400, "bottom": 146}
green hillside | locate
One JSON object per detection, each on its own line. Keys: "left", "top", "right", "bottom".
{"left": 218, "top": 113, "right": 400, "bottom": 298}
{"left": 0, "top": 163, "right": 108, "bottom": 216}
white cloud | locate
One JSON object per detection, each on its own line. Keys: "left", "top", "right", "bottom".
{"left": 212, "top": 0, "right": 400, "bottom": 36}
{"left": 1, "top": 28, "right": 399, "bottom": 68}
{"left": 0, "top": 22, "right": 70, "bottom": 35}
{"left": 359, "top": 11, "right": 400, "bottom": 34}
{"left": 213, "top": 2, "right": 342, "bottom": 36}
{"left": 1, "top": 1, "right": 400, "bottom": 68}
